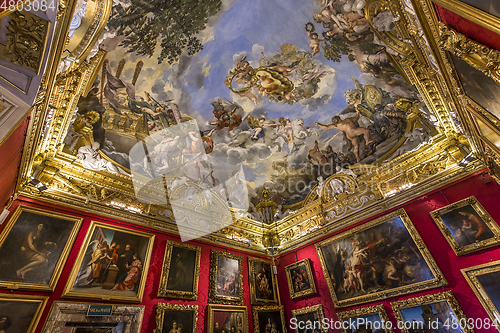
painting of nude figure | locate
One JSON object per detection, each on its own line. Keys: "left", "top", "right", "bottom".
{"left": 0, "top": 206, "right": 82, "bottom": 291}
{"left": 209, "top": 250, "right": 243, "bottom": 305}
{"left": 64, "top": 0, "right": 439, "bottom": 220}
{"left": 316, "top": 209, "right": 446, "bottom": 308}
{"left": 431, "top": 196, "right": 500, "bottom": 256}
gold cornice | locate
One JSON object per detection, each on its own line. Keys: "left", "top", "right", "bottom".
{"left": 16, "top": 0, "right": 487, "bottom": 255}
{"left": 433, "top": 0, "right": 500, "bottom": 36}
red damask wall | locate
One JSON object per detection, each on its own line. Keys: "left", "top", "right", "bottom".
{"left": 1, "top": 170, "right": 499, "bottom": 333}
{"left": 276, "top": 170, "right": 500, "bottom": 333}
{"left": 0, "top": 196, "right": 268, "bottom": 333}
{"left": 434, "top": 3, "right": 500, "bottom": 51}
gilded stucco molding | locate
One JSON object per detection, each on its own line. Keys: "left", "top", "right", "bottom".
{"left": 438, "top": 23, "right": 500, "bottom": 84}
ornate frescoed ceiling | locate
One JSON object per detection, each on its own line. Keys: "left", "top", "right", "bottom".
{"left": 17, "top": 0, "right": 490, "bottom": 254}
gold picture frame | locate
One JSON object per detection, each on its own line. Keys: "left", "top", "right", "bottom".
{"left": 391, "top": 291, "right": 473, "bottom": 333}
{"left": 248, "top": 257, "right": 277, "bottom": 304}
{"left": 209, "top": 249, "right": 243, "bottom": 305}
{"left": 433, "top": 0, "right": 500, "bottom": 35}
{"left": 154, "top": 303, "right": 199, "bottom": 333}
{"left": 207, "top": 304, "right": 248, "bottom": 333}
{"left": 291, "top": 304, "right": 327, "bottom": 333}
{"left": 0, "top": 205, "right": 82, "bottom": 292}
{"left": 157, "top": 240, "right": 201, "bottom": 300}
{"left": 337, "top": 304, "right": 393, "bottom": 333}
{"left": 462, "top": 260, "right": 500, "bottom": 330}
{"left": 252, "top": 305, "right": 287, "bottom": 333}
{"left": 62, "top": 220, "right": 155, "bottom": 302}
{"left": 0, "top": 293, "right": 48, "bottom": 333}
{"left": 316, "top": 209, "right": 447, "bottom": 308}
{"left": 284, "top": 258, "right": 317, "bottom": 299}
{"left": 430, "top": 196, "right": 500, "bottom": 255}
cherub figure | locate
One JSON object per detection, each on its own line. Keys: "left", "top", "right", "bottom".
{"left": 308, "top": 31, "right": 325, "bottom": 56}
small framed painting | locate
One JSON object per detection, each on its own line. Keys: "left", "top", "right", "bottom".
{"left": 337, "top": 304, "right": 393, "bottom": 333}
{"left": 248, "top": 257, "right": 277, "bottom": 304}
{"left": 285, "top": 258, "right": 317, "bottom": 299}
{"left": 157, "top": 240, "right": 201, "bottom": 300}
{"left": 62, "top": 221, "right": 155, "bottom": 302}
{"left": 0, "top": 205, "right": 82, "bottom": 291}
{"left": 431, "top": 196, "right": 500, "bottom": 255}
{"left": 0, "top": 294, "right": 48, "bottom": 333}
{"left": 391, "top": 291, "right": 473, "bottom": 333}
{"left": 209, "top": 250, "right": 243, "bottom": 305}
{"left": 291, "top": 304, "right": 327, "bottom": 333}
{"left": 253, "top": 305, "right": 287, "bottom": 333}
{"left": 207, "top": 304, "right": 247, "bottom": 333}
{"left": 154, "top": 303, "right": 198, "bottom": 333}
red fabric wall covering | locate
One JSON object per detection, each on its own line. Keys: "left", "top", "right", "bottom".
{"left": 276, "top": 170, "right": 500, "bottom": 332}
{"left": 1, "top": 196, "right": 269, "bottom": 333}
{"left": 0, "top": 117, "right": 29, "bottom": 209}
{"left": 434, "top": 3, "right": 500, "bottom": 51}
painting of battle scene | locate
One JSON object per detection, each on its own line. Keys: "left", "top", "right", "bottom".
{"left": 316, "top": 210, "right": 445, "bottom": 307}
{"left": 65, "top": 0, "right": 438, "bottom": 219}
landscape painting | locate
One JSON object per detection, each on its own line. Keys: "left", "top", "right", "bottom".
{"left": 64, "top": 0, "right": 438, "bottom": 221}
{"left": 316, "top": 209, "right": 446, "bottom": 308}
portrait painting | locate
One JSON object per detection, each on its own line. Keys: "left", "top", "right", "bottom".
{"left": 462, "top": 261, "right": 500, "bottom": 330}
{"left": 431, "top": 196, "right": 500, "bottom": 255}
{"left": 316, "top": 209, "right": 446, "bottom": 308}
{"left": 449, "top": 53, "right": 500, "bottom": 122}
{"left": 285, "top": 259, "right": 317, "bottom": 299}
{"left": 0, "top": 205, "right": 82, "bottom": 291}
{"left": 391, "top": 291, "right": 472, "bottom": 333}
{"left": 248, "top": 257, "right": 276, "bottom": 304}
{"left": 207, "top": 304, "right": 247, "bottom": 333}
{"left": 209, "top": 250, "right": 243, "bottom": 305}
{"left": 253, "top": 305, "right": 287, "bottom": 333}
{"left": 291, "top": 304, "right": 327, "bottom": 333}
{"left": 337, "top": 304, "right": 393, "bottom": 333}
{"left": 154, "top": 303, "right": 198, "bottom": 333}
{"left": 0, "top": 294, "right": 48, "bottom": 333}
{"left": 62, "top": 221, "right": 155, "bottom": 302}
{"left": 61, "top": 0, "right": 439, "bottom": 229}
{"left": 158, "top": 240, "right": 201, "bottom": 300}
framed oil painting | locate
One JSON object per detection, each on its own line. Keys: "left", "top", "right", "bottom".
{"left": 315, "top": 209, "right": 447, "bottom": 308}
{"left": 462, "top": 260, "right": 500, "bottom": 331}
{"left": 62, "top": 221, "right": 155, "bottom": 302}
{"left": 207, "top": 304, "right": 247, "bottom": 333}
{"left": 248, "top": 257, "right": 276, "bottom": 304}
{"left": 209, "top": 250, "right": 243, "bottom": 305}
{"left": 391, "top": 291, "right": 473, "bottom": 333}
{"left": 291, "top": 304, "right": 327, "bottom": 333}
{"left": 158, "top": 240, "right": 201, "bottom": 300}
{"left": 430, "top": 196, "right": 500, "bottom": 255}
{"left": 253, "top": 305, "right": 287, "bottom": 333}
{"left": 285, "top": 258, "right": 317, "bottom": 299}
{"left": 337, "top": 304, "right": 393, "bottom": 333}
{"left": 0, "top": 205, "right": 82, "bottom": 291}
{"left": 0, "top": 294, "right": 48, "bottom": 333}
{"left": 154, "top": 303, "right": 198, "bottom": 333}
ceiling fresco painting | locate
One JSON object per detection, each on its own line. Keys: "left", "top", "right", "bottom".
{"left": 61, "top": 0, "right": 442, "bottom": 229}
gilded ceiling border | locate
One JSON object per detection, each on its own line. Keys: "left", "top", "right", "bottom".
{"left": 15, "top": 0, "right": 485, "bottom": 255}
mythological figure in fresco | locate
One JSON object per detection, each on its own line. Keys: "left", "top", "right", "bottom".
{"left": 314, "top": 109, "right": 374, "bottom": 162}
{"left": 205, "top": 99, "right": 243, "bottom": 135}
